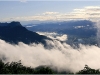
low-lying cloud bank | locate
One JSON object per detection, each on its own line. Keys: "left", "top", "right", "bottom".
{"left": 0, "top": 34, "right": 100, "bottom": 73}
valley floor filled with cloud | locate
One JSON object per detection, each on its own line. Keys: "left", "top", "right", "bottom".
{"left": 0, "top": 32, "right": 100, "bottom": 73}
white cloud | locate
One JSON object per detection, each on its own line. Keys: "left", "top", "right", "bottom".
{"left": 20, "top": 0, "right": 27, "bottom": 3}
{"left": 2, "top": 6, "right": 100, "bottom": 22}
{"left": 43, "top": 12, "right": 59, "bottom": 15}
{"left": 37, "top": 32, "right": 67, "bottom": 41}
{"left": 56, "top": 35, "right": 67, "bottom": 41}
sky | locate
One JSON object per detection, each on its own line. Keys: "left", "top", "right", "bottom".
{"left": 0, "top": 0, "right": 100, "bottom": 24}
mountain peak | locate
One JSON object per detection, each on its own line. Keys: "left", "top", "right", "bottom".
{"left": 8, "top": 21, "right": 22, "bottom": 27}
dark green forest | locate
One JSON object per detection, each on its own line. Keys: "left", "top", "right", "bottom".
{"left": 0, "top": 59, "right": 100, "bottom": 74}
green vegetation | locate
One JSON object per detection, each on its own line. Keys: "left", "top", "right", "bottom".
{"left": 0, "top": 60, "right": 54, "bottom": 74}
{"left": 0, "top": 59, "right": 100, "bottom": 74}
{"left": 76, "top": 65, "right": 100, "bottom": 74}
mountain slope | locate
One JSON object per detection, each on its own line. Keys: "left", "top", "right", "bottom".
{"left": 0, "top": 21, "right": 48, "bottom": 44}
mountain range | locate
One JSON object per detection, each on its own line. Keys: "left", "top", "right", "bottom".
{"left": 24, "top": 20, "right": 98, "bottom": 46}
{"left": 25, "top": 20, "right": 97, "bottom": 37}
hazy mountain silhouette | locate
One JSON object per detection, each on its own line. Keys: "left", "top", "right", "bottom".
{"left": 0, "top": 21, "right": 48, "bottom": 44}
{"left": 25, "top": 20, "right": 97, "bottom": 37}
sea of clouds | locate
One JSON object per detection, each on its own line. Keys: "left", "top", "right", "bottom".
{"left": 0, "top": 21, "right": 100, "bottom": 73}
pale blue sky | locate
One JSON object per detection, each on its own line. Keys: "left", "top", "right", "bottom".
{"left": 0, "top": 1, "right": 100, "bottom": 23}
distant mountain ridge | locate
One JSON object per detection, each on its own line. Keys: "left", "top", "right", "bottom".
{"left": 0, "top": 21, "right": 48, "bottom": 45}
{"left": 25, "top": 20, "right": 97, "bottom": 37}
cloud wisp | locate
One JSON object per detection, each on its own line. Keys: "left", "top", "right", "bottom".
{"left": 37, "top": 32, "right": 67, "bottom": 41}
{"left": 20, "top": 0, "right": 27, "bottom": 3}
{"left": 95, "top": 20, "right": 100, "bottom": 46}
